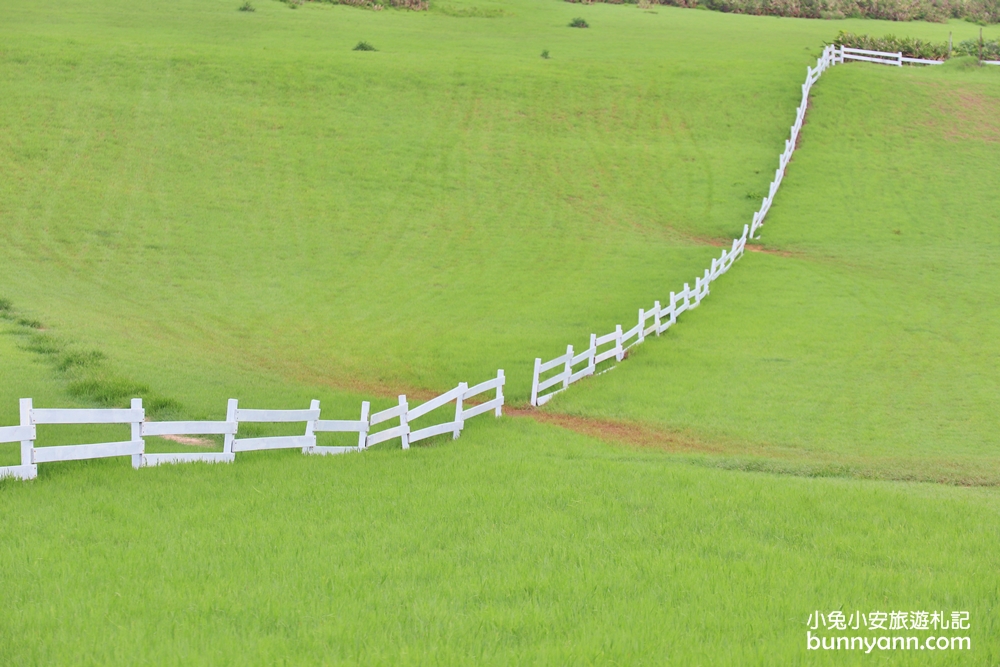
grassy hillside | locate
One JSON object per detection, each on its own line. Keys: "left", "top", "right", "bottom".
{"left": 550, "top": 59, "right": 1000, "bottom": 484}
{"left": 0, "top": 0, "right": 994, "bottom": 419}
{"left": 2, "top": 0, "right": 999, "bottom": 662}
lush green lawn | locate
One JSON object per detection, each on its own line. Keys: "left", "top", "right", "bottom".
{"left": 550, "top": 59, "right": 1000, "bottom": 483}
{"left": 1, "top": 420, "right": 998, "bottom": 665}
{"left": 2, "top": 0, "right": 1000, "bottom": 662}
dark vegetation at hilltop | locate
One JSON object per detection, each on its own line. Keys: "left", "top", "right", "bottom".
{"left": 567, "top": 0, "right": 1000, "bottom": 24}
{"left": 280, "top": 0, "right": 428, "bottom": 10}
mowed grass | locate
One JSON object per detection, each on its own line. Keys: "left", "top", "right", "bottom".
{"left": 551, "top": 59, "right": 1000, "bottom": 483}
{"left": 1, "top": 420, "right": 999, "bottom": 665}
{"left": 0, "top": 0, "right": 994, "bottom": 413}
{"left": 2, "top": 1, "right": 1000, "bottom": 663}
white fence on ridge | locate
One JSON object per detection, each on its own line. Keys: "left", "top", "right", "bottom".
{"left": 0, "top": 370, "right": 504, "bottom": 481}
{"left": 530, "top": 42, "right": 1000, "bottom": 407}
{"left": 838, "top": 45, "right": 1000, "bottom": 67}
{"left": 530, "top": 45, "right": 845, "bottom": 406}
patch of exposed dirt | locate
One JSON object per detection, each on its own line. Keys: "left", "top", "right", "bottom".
{"left": 505, "top": 407, "right": 735, "bottom": 455}
{"left": 505, "top": 407, "right": 1000, "bottom": 487}
{"left": 159, "top": 434, "right": 215, "bottom": 447}
{"left": 693, "top": 234, "right": 803, "bottom": 258}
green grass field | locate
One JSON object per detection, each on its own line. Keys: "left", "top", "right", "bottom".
{"left": 1, "top": 0, "right": 999, "bottom": 662}
{"left": 551, "top": 59, "right": 1000, "bottom": 485}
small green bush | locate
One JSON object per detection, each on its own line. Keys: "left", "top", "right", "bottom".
{"left": 957, "top": 37, "right": 1000, "bottom": 59}
{"left": 541, "top": 49, "right": 550, "bottom": 59}
{"left": 238, "top": 1, "right": 255, "bottom": 10}
{"left": 353, "top": 41, "right": 378, "bottom": 51}
{"left": 569, "top": 17, "right": 589, "bottom": 27}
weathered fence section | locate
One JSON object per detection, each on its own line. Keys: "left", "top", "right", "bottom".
{"left": 0, "top": 371, "right": 505, "bottom": 481}
{"left": 309, "top": 402, "right": 370, "bottom": 456}
{"left": 141, "top": 398, "right": 238, "bottom": 467}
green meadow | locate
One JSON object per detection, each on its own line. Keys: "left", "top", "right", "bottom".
{"left": 1, "top": 0, "right": 999, "bottom": 662}
{"left": 553, "top": 59, "right": 1000, "bottom": 485}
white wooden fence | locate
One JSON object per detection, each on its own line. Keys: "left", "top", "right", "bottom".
{"left": 0, "top": 370, "right": 504, "bottom": 481}
{"left": 530, "top": 42, "right": 1000, "bottom": 407}
{"left": 837, "top": 45, "right": 1000, "bottom": 67}
{"left": 530, "top": 45, "right": 845, "bottom": 406}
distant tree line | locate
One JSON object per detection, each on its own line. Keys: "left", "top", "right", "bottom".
{"left": 567, "top": 0, "right": 999, "bottom": 24}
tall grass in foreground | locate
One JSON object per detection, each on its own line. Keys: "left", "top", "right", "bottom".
{"left": 1, "top": 419, "right": 998, "bottom": 664}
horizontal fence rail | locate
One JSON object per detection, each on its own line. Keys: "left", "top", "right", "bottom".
{"left": 0, "top": 370, "right": 504, "bottom": 481}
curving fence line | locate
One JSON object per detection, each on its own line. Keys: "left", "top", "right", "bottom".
{"left": 3, "top": 44, "right": 976, "bottom": 480}
{"left": 529, "top": 43, "right": 962, "bottom": 407}
{"left": 0, "top": 371, "right": 504, "bottom": 481}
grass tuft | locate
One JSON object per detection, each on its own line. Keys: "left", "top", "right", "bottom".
{"left": 569, "top": 16, "right": 588, "bottom": 27}
{"left": 353, "top": 40, "right": 377, "bottom": 51}
{"left": 238, "top": 1, "right": 255, "bottom": 10}
{"left": 21, "top": 333, "right": 63, "bottom": 356}
{"left": 56, "top": 350, "right": 107, "bottom": 372}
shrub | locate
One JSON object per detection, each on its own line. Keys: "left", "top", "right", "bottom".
{"left": 957, "top": 37, "right": 1000, "bottom": 59}
{"left": 541, "top": 49, "right": 550, "bottom": 58}
{"left": 564, "top": 0, "right": 1000, "bottom": 23}
{"left": 353, "top": 40, "right": 377, "bottom": 51}
{"left": 238, "top": 1, "right": 255, "bottom": 10}
{"left": 569, "top": 16, "right": 589, "bottom": 27}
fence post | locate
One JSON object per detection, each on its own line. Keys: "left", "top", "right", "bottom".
{"left": 19, "top": 398, "right": 36, "bottom": 477}
{"left": 562, "top": 344, "right": 573, "bottom": 390}
{"left": 615, "top": 325, "right": 624, "bottom": 362}
{"left": 223, "top": 398, "right": 238, "bottom": 455}
{"left": 358, "top": 401, "right": 370, "bottom": 449}
{"left": 637, "top": 309, "right": 645, "bottom": 344}
{"left": 530, "top": 358, "right": 541, "bottom": 407}
{"left": 453, "top": 382, "right": 467, "bottom": 439}
{"left": 494, "top": 370, "right": 505, "bottom": 417}
{"left": 897, "top": 51, "right": 903, "bottom": 67}
{"left": 588, "top": 334, "right": 597, "bottom": 372}
{"left": 302, "top": 399, "right": 320, "bottom": 454}
{"left": 398, "top": 395, "right": 409, "bottom": 450}
{"left": 653, "top": 301, "right": 662, "bottom": 335}
{"left": 130, "top": 398, "right": 144, "bottom": 470}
